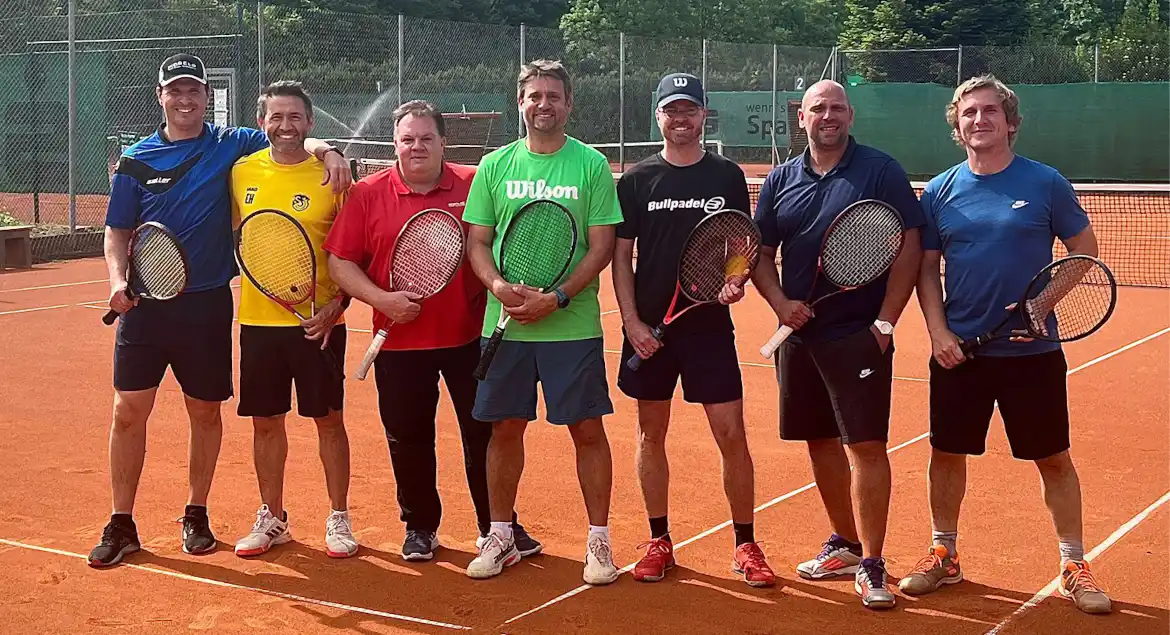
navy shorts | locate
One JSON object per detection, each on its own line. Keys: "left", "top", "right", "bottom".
{"left": 617, "top": 328, "right": 743, "bottom": 404}
{"left": 238, "top": 324, "right": 346, "bottom": 419}
{"left": 929, "top": 350, "right": 1070, "bottom": 461}
{"left": 777, "top": 326, "right": 894, "bottom": 445}
{"left": 113, "top": 285, "right": 234, "bottom": 402}
{"left": 472, "top": 337, "right": 614, "bottom": 425}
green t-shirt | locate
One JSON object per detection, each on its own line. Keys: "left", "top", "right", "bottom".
{"left": 464, "top": 135, "right": 623, "bottom": 342}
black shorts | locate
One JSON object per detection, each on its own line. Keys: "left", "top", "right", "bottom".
{"left": 237, "top": 324, "right": 347, "bottom": 419}
{"left": 929, "top": 350, "right": 1070, "bottom": 461}
{"left": 777, "top": 327, "right": 894, "bottom": 445}
{"left": 113, "top": 285, "right": 234, "bottom": 402}
{"left": 617, "top": 328, "right": 743, "bottom": 404}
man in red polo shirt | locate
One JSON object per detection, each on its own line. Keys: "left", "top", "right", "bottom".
{"left": 324, "top": 100, "right": 540, "bottom": 561}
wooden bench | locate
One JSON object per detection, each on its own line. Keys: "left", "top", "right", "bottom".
{"left": 0, "top": 225, "right": 33, "bottom": 271}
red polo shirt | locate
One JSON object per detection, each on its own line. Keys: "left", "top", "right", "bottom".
{"left": 323, "top": 162, "right": 486, "bottom": 351}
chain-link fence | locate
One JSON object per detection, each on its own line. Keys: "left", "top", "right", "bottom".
{"left": 1, "top": 1, "right": 1166, "bottom": 262}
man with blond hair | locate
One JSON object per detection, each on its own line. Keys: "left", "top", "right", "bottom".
{"left": 751, "top": 79, "right": 923, "bottom": 610}
{"left": 902, "top": 74, "right": 1111, "bottom": 615}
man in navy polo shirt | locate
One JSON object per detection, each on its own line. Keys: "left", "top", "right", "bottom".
{"left": 750, "top": 80, "right": 923, "bottom": 609}
{"left": 88, "top": 53, "right": 350, "bottom": 568}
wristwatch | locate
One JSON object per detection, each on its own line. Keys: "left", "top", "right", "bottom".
{"left": 323, "top": 146, "right": 343, "bottom": 159}
{"left": 873, "top": 319, "right": 894, "bottom": 335}
{"left": 554, "top": 287, "right": 570, "bottom": 309}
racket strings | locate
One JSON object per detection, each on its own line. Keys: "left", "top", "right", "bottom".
{"left": 132, "top": 227, "right": 187, "bottom": 298}
{"left": 1025, "top": 260, "right": 1114, "bottom": 339}
{"left": 679, "top": 213, "right": 761, "bottom": 302}
{"left": 391, "top": 213, "right": 466, "bottom": 296}
{"left": 821, "top": 204, "right": 904, "bottom": 287}
{"left": 238, "top": 214, "right": 315, "bottom": 305}
{"left": 500, "top": 203, "right": 576, "bottom": 290}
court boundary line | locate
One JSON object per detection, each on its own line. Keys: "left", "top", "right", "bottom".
{"left": 0, "top": 279, "right": 106, "bottom": 293}
{"left": 0, "top": 538, "right": 473, "bottom": 631}
{"left": 500, "top": 325, "right": 1170, "bottom": 627}
{"left": 983, "top": 490, "right": 1170, "bottom": 634}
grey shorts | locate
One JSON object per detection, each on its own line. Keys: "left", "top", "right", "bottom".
{"left": 472, "top": 337, "right": 614, "bottom": 425}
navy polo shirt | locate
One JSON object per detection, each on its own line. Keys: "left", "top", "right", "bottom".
{"left": 753, "top": 136, "right": 925, "bottom": 344}
{"left": 106, "top": 122, "right": 269, "bottom": 293}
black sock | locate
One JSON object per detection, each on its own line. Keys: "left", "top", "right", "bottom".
{"left": 111, "top": 512, "right": 134, "bottom": 528}
{"left": 184, "top": 504, "right": 207, "bottom": 519}
{"left": 733, "top": 522, "right": 755, "bottom": 546}
{"left": 649, "top": 515, "right": 670, "bottom": 541}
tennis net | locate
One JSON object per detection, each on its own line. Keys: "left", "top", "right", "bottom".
{"left": 616, "top": 173, "right": 1170, "bottom": 289}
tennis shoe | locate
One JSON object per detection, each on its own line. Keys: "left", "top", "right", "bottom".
{"left": 583, "top": 533, "right": 620, "bottom": 585}
{"left": 325, "top": 511, "right": 359, "bottom": 558}
{"left": 180, "top": 505, "right": 217, "bottom": 555}
{"left": 87, "top": 516, "right": 140, "bottom": 568}
{"left": 402, "top": 529, "right": 439, "bottom": 561}
{"left": 467, "top": 530, "right": 520, "bottom": 579}
{"left": 1060, "top": 560, "right": 1112, "bottom": 614}
{"left": 633, "top": 537, "right": 675, "bottom": 582}
{"left": 234, "top": 504, "right": 291, "bottom": 557}
{"left": 899, "top": 544, "right": 962, "bottom": 595}
{"left": 855, "top": 557, "right": 897, "bottom": 609}
{"left": 733, "top": 542, "right": 776, "bottom": 587}
{"left": 512, "top": 521, "right": 543, "bottom": 557}
{"left": 797, "top": 533, "right": 863, "bottom": 579}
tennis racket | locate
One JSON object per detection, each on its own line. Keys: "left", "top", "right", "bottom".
{"left": 102, "top": 221, "right": 189, "bottom": 325}
{"left": 626, "top": 208, "right": 761, "bottom": 371}
{"left": 353, "top": 208, "right": 466, "bottom": 381}
{"left": 235, "top": 209, "right": 344, "bottom": 384}
{"left": 759, "top": 199, "right": 905, "bottom": 359}
{"left": 472, "top": 198, "right": 578, "bottom": 381}
{"left": 960, "top": 254, "right": 1117, "bottom": 355}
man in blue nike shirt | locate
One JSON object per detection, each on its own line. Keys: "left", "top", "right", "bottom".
{"left": 88, "top": 53, "right": 351, "bottom": 567}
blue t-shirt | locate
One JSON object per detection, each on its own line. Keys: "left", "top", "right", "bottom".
{"left": 754, "top": 137, "right": 925, "bottom": 344}
{"left": 919, "top": 156, "right": 1090, "bottom": 356}
{"left": 105, "top": 122, "right": 269, "bottom": 293}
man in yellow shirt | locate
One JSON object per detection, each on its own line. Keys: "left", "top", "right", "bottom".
{"left": 229, "top": 80, "right": 357, "bottom": 558}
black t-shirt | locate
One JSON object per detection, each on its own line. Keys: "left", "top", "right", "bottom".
{"left": 616, "top": 152, "right": 752, "bottom": 336}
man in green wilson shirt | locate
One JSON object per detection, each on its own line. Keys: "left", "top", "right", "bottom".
{"left": 463, "top": 59, "right": 624, "bottom": 586}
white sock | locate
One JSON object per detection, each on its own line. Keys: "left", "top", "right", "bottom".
{"left": 491, "top": 521, "right": 514, "bottom": 543}
{"left": 589, "top": 525, "right": 609, "bottom": 540}
{"left": 331, "top": 509, "right": 348, "bottom": 516}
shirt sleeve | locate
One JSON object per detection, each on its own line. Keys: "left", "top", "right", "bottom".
{"left": 614, "top": 172, "right": 640, "bottom": 240}
{"left": 462, "top": 162, "right": 497, "bottom": 227}
{"left": 877, "top": 159, "right": 925, "bottom": 230}
{"left": 104, "top": 165, "right": 141, "bottom": 230}
{"left": 587, "top": 155, "right": 624, "bottom": 227}
{"left": 753, "top": 172, "right": 781, "bottom": 249}
{"left": 918, "top": 182, "right": 942, "bottom": 251}
{"left": 322, "top": 184, "right": 370, "bottom": 267}
{"left": 225, "top": 126, "right": 269, "bottom": 159}
{"left": 1049, "top": 172, "right": 1090, "bottom": 240}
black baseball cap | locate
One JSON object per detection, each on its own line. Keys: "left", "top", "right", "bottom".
{"left": 158, "top": 53, "right": 207, "bottom": 87}
{"left": 656, "top": 72, "right": 705, "bottom": 108}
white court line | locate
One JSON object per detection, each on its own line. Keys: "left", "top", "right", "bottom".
{"left": 0, "top": 538, "right": 472, "bottom": 631}
{"left": 502, "top": 326, "right": 1170, "bottom": 626}
{"left": 984, "top": 490, "right": 1170, "bottom": 635}
{"left": 0, "top": 304, "right": 72, "bottom": 316}
{"left": 0, "top": 279, "right": 107, "bottom": 293}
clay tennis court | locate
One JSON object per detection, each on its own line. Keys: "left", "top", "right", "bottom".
{"left": 0, "top": 247, "right": 1167, "bottom": 634}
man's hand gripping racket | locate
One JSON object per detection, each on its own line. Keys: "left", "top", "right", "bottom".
{"left": 102, "top": 221, "right": 189, "bottom": 325}
{"left": 759, "top": 199, "right": 905, "bottom": 359}
{"left": 626, "top": 209, "right": 761, "bottom": 371}
{"left": 353, "top": 208, "right": 467, "bottom": 381}
{"left": 472, "top": 199, "right": 578, "bottom": 381}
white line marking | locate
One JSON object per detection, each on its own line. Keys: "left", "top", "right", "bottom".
{"left": 0, "top": 279, "right": 107, "bottom": 293}
{"left": 0, "top": 538, "right": 472, "bottom": 631}
{"left": 0, "top": 304, "right": 71, "bottom": 316}
{"left": 983, "top": 490, "right": 1170, "bottom": 634}
{"left": 503, "top": 327, "right": 1170, "bottom": 626}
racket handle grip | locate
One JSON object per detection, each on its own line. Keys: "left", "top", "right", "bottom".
{"left": 473, "top": 329, "right": 505, "bottom": 381}
{"left": 760, "top": 324, "right": 795, "bottom": 359}
{"left": 101, "top": 308, "right": 120, "bottom": 325}
{"left": 625, "top": 326, "right": 664, "bottom": 372}
{"left": 355, "top": 328, "right": 388, "bottom": 381}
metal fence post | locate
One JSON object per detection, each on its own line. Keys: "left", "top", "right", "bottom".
{"left": 256, "top": 1, "right": 264, "bottom": 90}
{"left": 619, "top": 32, "right": 625, "bottom": 171}
{"left": 1094, "top": 43, "right": 1100, "bottom": 82}
{"left": 67, "top": 0, "right": 76, "bottom": 234}
{"left": 519, "top": 23, "right": 526, "bottom": 139}
{"left": 701, "top": 38, "right": 707, "bottom": 143}
{"left": 771, "top": 43, "right": 777, "bottom": 167}
{"left": 957, "top": 45, "right": 963, "bottom": 85}
{"left": 397, "top": 14, "right": 404, "bottom": 106}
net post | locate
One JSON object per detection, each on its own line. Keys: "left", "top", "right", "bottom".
{"left": 619, "top": 32, "right": 625, "bottom": 171}
{"left": 67, "top": 0, "right": 77, "bottom": 236}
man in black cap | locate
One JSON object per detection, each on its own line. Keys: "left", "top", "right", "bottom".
{"left": 612, "top": 72, "right": 775, "bottom": 587}
{"left": 88, "top": 53, "right": 351, "bottom": 568}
